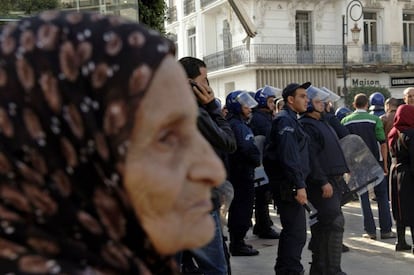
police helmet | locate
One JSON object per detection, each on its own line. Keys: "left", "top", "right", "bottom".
{"left": 306, "top": 86, "right": 330, "bottom": 113}
{"left": 369, "top": 92, "right": 385, "bottom": 106}
{"left": 254, "top": 85, "right": 282, "bottom": 108}
{"left": 226, "top": 90, "right": 258, "bottom": 114}
{"left": 320, "top": 87, "right": 341, "bottom": 102}
{"left": 335, "top": 106, "right": 352, "bottom": 121}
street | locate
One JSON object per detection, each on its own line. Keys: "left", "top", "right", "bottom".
{"left": 230, "top": 201, "right": 414, "bottom": 275}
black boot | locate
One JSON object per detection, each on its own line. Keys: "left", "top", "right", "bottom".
{"left": 326, "top": 229, "right": 346, "bottom": 275}
{"left": 229, "top": 234, "right": 259, "bottom": 256}
{"left": 395, "top": 223, "right": 411, "bottom": 251}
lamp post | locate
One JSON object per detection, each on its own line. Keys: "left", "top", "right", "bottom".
{"left": 342, "top": 0, "right": 363, "bottom": 98}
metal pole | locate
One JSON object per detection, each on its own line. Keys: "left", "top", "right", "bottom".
{"left": 342, "top": 15, "right": 348, "bottom": 97}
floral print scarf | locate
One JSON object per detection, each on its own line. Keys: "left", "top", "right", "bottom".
{"left": 0, "top": 10, "right": 178, "bottom": 274}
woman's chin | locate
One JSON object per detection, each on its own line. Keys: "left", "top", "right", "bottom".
{"left": 182, "top": 214, "right": 216, "bottom": 250}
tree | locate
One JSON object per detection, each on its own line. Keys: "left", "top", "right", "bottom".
{"left": 344, "top": 86, "right": 391, "bottom": 108}
{"left": 15, "top": 0, "right": 58, "bottom": 15}
{"left": 139, "top": 0, "right": 167, "bottom": 33}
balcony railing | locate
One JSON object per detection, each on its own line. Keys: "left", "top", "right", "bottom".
{"left": 201, "top": 0, "right": 217, "bottom": 7}
{"left": 362, "top": 44, "right": 391, "bottom": 64}
{"left": 184, "top": 0, "right": 195, "bottom": 16}
{"left": 167, "top": 6, "right": 177, "bottom": 24}
{"left": 402, "top": 46, "right": 414, "bottom": 64}
{"left": 204, "top": 44, "right": 344, "bottom": 72}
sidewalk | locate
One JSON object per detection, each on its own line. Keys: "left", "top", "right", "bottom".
{"left": 230, "top": 201, "right": 414, "bottom": 275}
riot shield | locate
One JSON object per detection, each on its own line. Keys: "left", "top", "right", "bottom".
{"left": 339, "top": 134, "right": 384, "bottom": 205}
{"left": 253, "top": 135, "right": 269, "bottom": 187}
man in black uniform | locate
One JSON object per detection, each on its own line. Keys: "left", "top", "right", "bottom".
{"left": 263, "top": 82, "right": 310, "bottom": 275}
{"left": 300, "top": 87, "right": 348, "bottom": 275}
{"left": 250, "top": 86, "right": 281, "bottom": 239}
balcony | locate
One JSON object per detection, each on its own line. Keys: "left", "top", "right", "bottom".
{"left": 167, "top": 6, "right": 177, "bottom": 24}
{"left": 203, "top": 44, "right": 408, "bottom": 72}
{"left": 402, "top": 46, "right": 414, "bottom": 64}
{"left": 362, "top": 44, "right": 392, "bottom": 64}
{"left": 184, "top": 0, "right": 195, "bottom": 16}
{"left": 204, "top": 44, "right": 344, "bottom": 72}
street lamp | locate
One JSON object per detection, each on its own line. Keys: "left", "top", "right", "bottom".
{"left": 342, "top": 0, "right": 363, "bottom": 97}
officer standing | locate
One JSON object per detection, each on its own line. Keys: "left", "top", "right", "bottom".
{"left": 300, "top": 87, "right": 348, "bottom": 275}
{"left": 250, "top": 85, "right": 281, "bottom": 239}
{"left": 226, "top": 90, "right": 261, "bottom": 256}
{"left": 263, "top": 82, "right": 311, "bottom": 275}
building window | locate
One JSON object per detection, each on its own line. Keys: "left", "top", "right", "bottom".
{"left": 184, "top": 0, "right": 195, "bottom": 16}
{"left": 295, "top": 11, "right": 312, "bottom": 51}
{"left": 363, "top": 12, "right": 377, "bottom": 51}
{"left": 223, "top": 20, "right": 232, "bottom": 50}
{"left": 188, "top": 27, "right": 196, "bottom": 57}
{"left": 403, "top": 13, "right": 414, "bottom": 51}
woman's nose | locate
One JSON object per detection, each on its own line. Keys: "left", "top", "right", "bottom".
{"left": 188, "top": 132, "right": 226, "bottom": 187}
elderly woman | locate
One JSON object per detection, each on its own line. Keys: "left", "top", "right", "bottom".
{"left": 0, "top": 11, "right": 225, "bottom": 274}
{"left": 388, "top": 104, "right": 414, "bottom": 253}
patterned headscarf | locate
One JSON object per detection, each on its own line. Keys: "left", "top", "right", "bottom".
{"left": 388, "top": 104, "right": 414, "bottom": 149}
{"left": 0, "top": 11, "right": 178, "bottom": 274}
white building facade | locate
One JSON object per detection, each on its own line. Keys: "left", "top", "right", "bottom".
{"left": 165, "top": 0, "right": 414, "bottom": 101}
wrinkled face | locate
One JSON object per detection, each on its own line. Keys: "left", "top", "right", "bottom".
{"left": 288, "top": 88, "right": 308, "bottom": 113}
{"left": 404, "top": 89, "right": 414, "bottom": 105}
{"left": 124, "top": 56, "right": 225, "bottom": 255}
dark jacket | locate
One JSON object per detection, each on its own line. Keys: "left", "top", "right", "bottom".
{"left": 197, "top": 100, "right": 237, "bottom": 210}
{"left": 249, "top": 109, "right": 273, "bottom": 137}
{"left": 227, "top": 113, "right": 261, "bottom": 184}
{"left": 263, "top": 106, "right": 310, "bottom": 189}
{"left": 324, "top": 111, "right": 349, "bottom": 139}
{"left": 300, "top": 115, "right": 349, "bottom": 187}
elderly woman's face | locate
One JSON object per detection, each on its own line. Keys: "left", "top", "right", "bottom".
{"left": 124, "top": 56, "right": 225, "bottom": 255}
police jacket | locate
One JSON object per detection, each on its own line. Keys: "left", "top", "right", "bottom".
{"left": 249, "top": 109, "right": 273, "bottom": 137}
{"left": 323, "top": 111, "right": 349, "bottom": 139}
{"left": 263, "top": 106, "right": 310, "bottom": 189}
{"left": 300, "top": 115, "right": 349, "bottom": 187}
{"left": 227, "top": 113, "right": 261, "bottom": 183}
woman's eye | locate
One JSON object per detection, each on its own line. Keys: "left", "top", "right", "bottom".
{"left": 158, "top": 129, "right": 179, "bottom": 148}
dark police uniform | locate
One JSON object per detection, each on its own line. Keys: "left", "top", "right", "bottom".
{"left": 263, "top": 105, "right": 310, "bottom": 275}
{"left": 227, "top": 112, "right": 261, "bottom": 255}
{"left": 300, "top": 115, "right": 349, "bottom": 275}
{"left": 249, "top": 109, "right": 278, "bottom": 238}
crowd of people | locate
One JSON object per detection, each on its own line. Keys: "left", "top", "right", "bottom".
{"left": 1, "top": 10, "right": 414, "bottom": 275}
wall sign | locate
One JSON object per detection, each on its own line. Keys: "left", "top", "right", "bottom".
{"left": 390, "top": 77, "right": 414, "bottom": 87}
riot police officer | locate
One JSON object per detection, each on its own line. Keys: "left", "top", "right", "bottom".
{"left": 263, "top": 82, "right": 310, "bottom": 275}
{"left": 250, "top": 85, "right": 281, "bottom": 239}
{"left": 226, "top": 90, "right": 261, "bottom": 256}
{"left": 300, "top": 86, "right": 349, "bottom": 275}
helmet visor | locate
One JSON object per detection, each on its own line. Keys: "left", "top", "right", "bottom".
{"left": 236, "top": 91, "right": 258, "bottom": 109}
{"left": 320, "top": 87, "right": 341, "bottom": 102}
{"left": 307, "top": 86, "right": 330, "bottom": 102}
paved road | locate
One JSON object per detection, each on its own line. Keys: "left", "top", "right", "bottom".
{"left": 230, "top": 201, "right": 414, "bottom": 275}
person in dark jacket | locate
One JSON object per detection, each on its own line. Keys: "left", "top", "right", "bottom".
{"left": 263, "top": 82, "right": 311, "bottom": 275}
{"left": 300, "top": 87, "right": 349, "bottom": 275}
{"left": 388, "top": 104, "right": 414, "bottom": 252}
{"left": 179, "top": 57, "right": 236, "bottom": 275}
{"left": 226, "top": 90, "right": 261, "bottom": 256}
{"left": 249, "top": 86, "right": 281, "bottom": 239}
